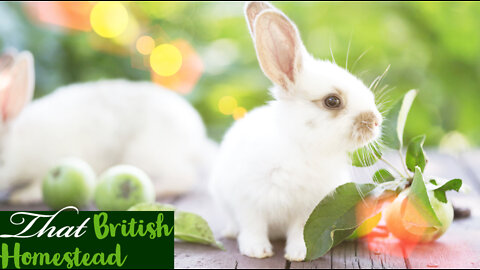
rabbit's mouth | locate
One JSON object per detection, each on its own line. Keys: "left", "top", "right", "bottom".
{"left": 351, "top": 111, "right": 382, "bottom": 146}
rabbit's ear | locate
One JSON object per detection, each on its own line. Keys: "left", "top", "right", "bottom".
{"left": 0, "top": 50, "right": 16, "bottom": 73}
{"left": 0, "top": 51, "right": 35, "bottom": 122}
{"left": 245, "top": 1, "right": 275, "bottom": 37}
{"left": 253, "top": 10, "right": 304, "bottom": 91}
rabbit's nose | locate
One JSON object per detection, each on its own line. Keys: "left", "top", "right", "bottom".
{"left": 356, "top": 111, "right": 377, "bottom": 127}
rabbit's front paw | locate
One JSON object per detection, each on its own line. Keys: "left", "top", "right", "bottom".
{"left": 239, "top": 242, "right": 274, "bottom": 259}
{"left": 285, "top": 239, "right": 307, "bottom": 261}
{"left": 238, "top": 235, "right": 273, "bottom": 259}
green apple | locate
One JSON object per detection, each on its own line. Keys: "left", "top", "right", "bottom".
{"left": 42, "top": 158, "right": 96, "bottom": 210}
{"left": 128, "top": 202, "right": 175, "bottom": 211}
{"left": 94, "top": 165, "right": 155, "bottom": 211}
{"left": 385, "top": 189, "right": 454, "bottom": 243}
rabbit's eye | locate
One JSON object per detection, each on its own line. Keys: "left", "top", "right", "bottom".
{"left": 324, "top": 95, "right": 341, "bottom": 109}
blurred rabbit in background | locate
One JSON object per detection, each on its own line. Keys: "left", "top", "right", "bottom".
{"left": 0, "top": 50, "right": 217, "bottom": 205}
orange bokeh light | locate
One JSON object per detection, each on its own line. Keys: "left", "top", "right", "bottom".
{"left": 23, "top": 2, "right": 94, "bottom": 31}
{"left": 354, "top": 191, "right": 395, "bottom": 225}
{"left": 136, "top": 36, "right": 155, "bottom": 55}
{"left": 151, "top": 39, "right": 203, "bottom": 94}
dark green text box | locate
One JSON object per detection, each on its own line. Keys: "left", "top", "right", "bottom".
{"left": 0, "top": 209, "right": 173, "bottom": 269}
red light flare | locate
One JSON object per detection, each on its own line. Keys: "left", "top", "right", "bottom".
{"left": 363, "top": 227, "right": 416, "bottom": 259}
{"left": 353, "top": 191, "right": 421, "bottom": 259}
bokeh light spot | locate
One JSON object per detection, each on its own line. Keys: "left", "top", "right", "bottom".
{"left": 150, "top": 44, "right": 183, "bottom": 77}
{"left": 233, "top": 107, "right": 247, "bottom": 120}
{"left": 218, "top": 96, "right": 237, "bottom": 115}
{"left": 23, "top": 2, "right": 94, "bottom": 31}
{"left": 136, "top": 35, "right": 155, "bottom": 55}
{"left": 90, "top": 2, "right": 129, "bottom": 38}
{"left": 150, "top": 40, "right": 203, "bottom": 94}
{"left": 113, "top": 15, "right": 139, "bottom": 46}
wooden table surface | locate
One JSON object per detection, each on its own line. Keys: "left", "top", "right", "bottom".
{"left": 1, "top": 150, "right": 479, "bottom": 269}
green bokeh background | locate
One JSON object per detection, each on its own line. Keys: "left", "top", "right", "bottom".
{"left": 1, "top": 2, "right": 479, "bottom": 145}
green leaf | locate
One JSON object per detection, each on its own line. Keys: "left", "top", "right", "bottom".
{"left": 304, "top": 183, "right": 377, "bottom": 261}
{"left": 403, "top": 167, "right": 442, "bottom": 230}
{"left": 347, "top": 212, "right": 382, "bottom": 239}
{"left": 372, "top": 169, "right": 395, "bottom": 183}
{"left": 432, "top": 179, "right": 462, "bottom": 203}
{"left": 175, "top": 211, "right": 224, "bottom": 250}
{"left": 129, "top": 203, "right": 224, "bottom": 250}
{"left": 350, "top": 142, "right": 382, "bottom": 167}
{"left": 406, "top": 135, "right": 427, "bottom": 172}
{"left": 383, "top": 89, "right": 417, "bottom": 150}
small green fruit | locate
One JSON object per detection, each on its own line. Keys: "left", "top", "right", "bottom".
{"left": 94, "top": 165, "right": 155, "bottom": 211}
{"left": 42, "top": 158, "right": 96, "bottom": 210}
{"left": 385, "top": 189, "right": 454, "bottom": 243}
{"left": 128, "top": 202, "right": 175, "bottom": 211}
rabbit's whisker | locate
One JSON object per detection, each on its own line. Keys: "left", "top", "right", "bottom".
{"left": 351, "top": 47, "right": 371, "bottom": 74}
{"left": 370, "top": 65, "right": 390, "bottom": 92}
{"left": 329, "top": 40, "right": 336, "bottom": 64}
{"left": 345, "top": 32, "right": 353, "bottom": 71}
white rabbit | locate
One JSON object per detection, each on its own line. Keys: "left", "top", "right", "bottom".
{"left": 209, "top": 2, "right": 383, "bottom": 261}
{"left": 0, "top": 50, "right": 217, "bottom": 205}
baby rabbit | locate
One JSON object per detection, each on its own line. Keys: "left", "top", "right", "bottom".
{"left": 210, "top": 2, "right": 382, "bottom": 261}
{"left": 0, "top": 50, "right": 216, "bottom": 205}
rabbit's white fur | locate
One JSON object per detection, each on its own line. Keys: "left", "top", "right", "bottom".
{"left": 0, "top": 74, "right": 216, "bottom": 204}
{"left": 210, "top": 2, "right": 382, "bottom": 261}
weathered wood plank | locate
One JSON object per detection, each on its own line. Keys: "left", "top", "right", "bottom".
{"left": 461, "top": 150, "right": 480, "bottom": 191}
{"left": 290, "top": 252, "right": 331, "bottom": 269}
{"left": 357, "top": 236, "right": 407, "bottom": 269}
{"left": 328, "top": 238, "right": 407, "bottom": 269}
{"left": 290, "top": 236, "right": 407, "bottom": 269}
{"left": 331, "top": 240, "right": 361, "bottom": 269}
{"left": 174, "top": 241, "right": 236, "bottom": 269}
